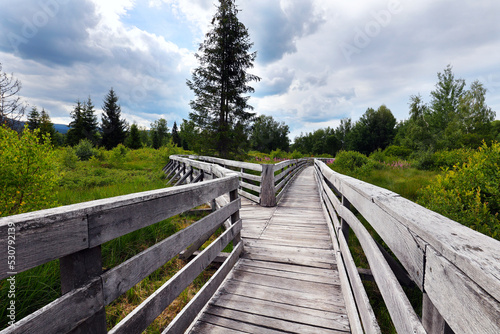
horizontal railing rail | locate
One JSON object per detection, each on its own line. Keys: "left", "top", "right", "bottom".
{"left": 0, "top": 174, "right": 242, "bottom": 334}
{"left": 314, "top": 159, "right": 500, "bottom": 334}
{"left": 166, "top": 155, "right": 312, "bottom": 207}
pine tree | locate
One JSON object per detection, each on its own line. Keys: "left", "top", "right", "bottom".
{"left": 66, "top": 100, "right": 85, "bottom": 146}
{"left": 187, "top": 0, "right": 260, "bottom": 158}
{"left": 172, "top": 121, "right": 181, "bottom": 147}
{"left": 39, "top": 108, "right": 56, "bottom": 144}
{"left": 67, "top": 98, "right": 99, "bottom": 146}
{"left": 125, "top": 123, "right": 142, "bottom": 149}
{"left": 101, "top": 88, "right": 128, "bottom": 150}
{"left": 83, "top": 96, "right": 99, "bottom": 144}
{"left": 27, "top": 106, "right": 41, "bottom": 130}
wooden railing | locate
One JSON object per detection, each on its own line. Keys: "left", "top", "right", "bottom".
{"left": 165, "top": 155, "right": 309, "bottom": 207}
{"left": 0, "top": 168, "right": 242, "bottom": 334}
{"left": 314, "top": 159, "right": 500, "bottom": 334}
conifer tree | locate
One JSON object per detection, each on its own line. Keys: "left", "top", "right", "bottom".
{"left": 67, "top": 98, "right": 99, "bottom": 146}
{"left": 125, "top": 123, "right": 142, "bottom": 149}
{"left": 39, "top": 108, "right": 56, "bottom": 144}
{"left": 187, "top": 0, "right": 260, "bottom": 157}
{"left": 172, "top": 121, "right": 181, "bottom": 147}
{"left": 101, "top": 88, "right": 128, "bottom": 149}
{"left": 27, "top": 106, "right": 41, "bottom": 131}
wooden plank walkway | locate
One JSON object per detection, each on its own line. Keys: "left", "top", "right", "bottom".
{"left": 188, "top": 167, "right": 351, "bottom": 333}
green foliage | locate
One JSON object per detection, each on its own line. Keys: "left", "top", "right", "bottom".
{"left": 292, "top": 127, "right": 340, "bottom": 156}
{"left": 109, "top": 144, "right": 129, "bottom": 166}
{"left": 418, "top": 142, "right": 500, "bottom": 239}
{"left": 101, "top": 88, "right": 128, "bottom": 150}
{"left": 125, "top": 123, "right": 142, "bottom": 149}
{"left": 187, "top": 0, "right": 260, "bottom": 158}
{"left": 60, "top": 146, "right": 78, "bottom": 169}
{"left": 74, "top": 138, "right": 97, "bottom": 161}
{"left": 348, "top": 105, "right": 397, "bottom": 155}
{"left": 0, "top": 125, "right": 59, "bottom": 216}
{"left": 150, "top": 118, "right": 169, "bottom": 149}
{"left": 383, "top": 145, "right": 412, "bottom": 159}
{"left": 250, "top": 115, "right": 290, "bottom": 153}
{"left": 331, "top": 151, "right": 378, "bottom": 177}
{"left": 67, "top": 98, "right": 99, "bottom": 146}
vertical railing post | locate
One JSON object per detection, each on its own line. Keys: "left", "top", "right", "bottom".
{"left": 60, "top": 246, "right": 106, "bottom": 333}
{"left": 260, "top": 164, "right": 277, "bottom": 207}
{"left": 422, "top": 293, "right": 455, "bottom": 334}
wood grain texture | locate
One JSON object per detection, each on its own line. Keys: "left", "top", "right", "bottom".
{"left": 163, "top": 242, "right": 243, "bottom": 334}
{"left": 101, "top": 199, "right": 240, "bottom": 305}
{"left": 108, "top": 220, "right": 242, "bottom": 334}
{"left": 3, "top": 278, "right": 104, "bottom": 334}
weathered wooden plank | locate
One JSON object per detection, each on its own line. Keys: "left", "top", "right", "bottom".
{"left": 338, "top": 205, "right": 426, "bottom": 334}
{"left": 210, "top": 293, "right": 350, "bottom": 331}
{"left": 194, "top": 314, "right": 285, "bottom": 334}
{"left": 237, "top": 258, "right": 336, "bottom": 278}
{"left": 219, "top": 279, "right": 345, "bottom": 311}
{"left": 260, "top": 164, "right": 276, "bottom": 207}
{"left": 228, "top": 269, "right": 338, "bottom": 293}
{"left": 101, "top": 199, "right": 240, "bottom": 305}
{"left": 0, "top": 214, "right": 88, "bottom": 279}
{"left": 3, "top": 278, "right": 103, "bottom": 334}
{"left": 317, "top": 161, "right": 425, "bottom": 288}
{"left": 243, "top": 243, "right": 336, "bottom": 260}
{"left": 238, "top": 189, "right": 260, "bottom": 203}
{"left": 337, "top": 228, "right": 381, "bottom": 334}
{"left": 183, "top": 155, "right": 263, "bottom": 172}
{"left": 240, "top": 180, "right": 260, "bottom": 193}
{"left": 108, "top": 220, "right": 242, "bottom": 334}
{"left": 174, "top": 166, "right": 193, "bottom": 186}
{"left": 163, "top": 242, "right": 243, "bottom": 334}
{"left": 424, "top": 246, "right": 500, "bottom": 334}
{"left": 202, "top": 307, "right": 347, "bottom": 334}
{"left": 88, "top": 176, "right": 239, "bottom": 247}
{"left": 235, "top": 262, "right": 339, "bottom": 285}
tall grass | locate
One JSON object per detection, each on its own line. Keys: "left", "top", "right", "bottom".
{"left": 0, "top": 145, "right": 212, "bottom": 331}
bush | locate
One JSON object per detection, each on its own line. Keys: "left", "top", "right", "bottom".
{"left": 0, "top": 125, "right": 60, "bottom": 216}
{"left": 383, "top": 145, "right": 412, "bottom": 159}
{"left": 60, "top": 146, "right": 78, "bottom": 169}
{"left": 418, "top": 142, "right": 500, "bottom": 239}
{"left": 109, "top": 144, "right": 129, "bottom": 166}
{"left": 332, "top": 151, "right": 378, "bottom": 177}
{"left": 74, "top": 139, "right": 97, "bottom": 161}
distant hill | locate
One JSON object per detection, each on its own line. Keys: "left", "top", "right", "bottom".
{"left": 54, "top": 124, "right": 70, "bottom": 134}
{"left": 6, "top": 119, "right": 70, "bottom": 134}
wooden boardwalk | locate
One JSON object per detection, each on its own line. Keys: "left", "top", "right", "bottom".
{"left": 188, "top": 167, "right": 351, "bottom": 333}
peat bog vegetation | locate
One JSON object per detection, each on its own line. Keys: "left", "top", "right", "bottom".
{"left": 2, "top": 130, "right": 500, "bottom": 333}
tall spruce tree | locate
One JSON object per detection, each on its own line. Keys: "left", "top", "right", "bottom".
{"left": 39, "top": 108, "right": 56, "bottom": 143}
{"left": 101, "top": 88, "right": 127, "bottom": 149}
{"left": 172, "top": 121, "right": 181, "bottom": 147}
{"left": 187, "top": 0, "right": 260, "bottom": 158}
{"left": 67, "top": 98, "right": 99, "bottom": 146}
{"left": 27, "top": 106, "right": 41, "bottom": 130}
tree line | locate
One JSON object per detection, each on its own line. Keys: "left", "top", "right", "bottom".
{"left": 292, "top": 65, "right": 499, "bottom": 157}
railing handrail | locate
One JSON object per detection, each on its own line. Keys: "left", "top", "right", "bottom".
{"left": 0, "top": 175, "right": 242, "bottom": 334}
{"left": 314, "top": 159, "right": 500, "bottom": 334}
{"left": 167, "top": 155, "right": 311, "bottom": 207}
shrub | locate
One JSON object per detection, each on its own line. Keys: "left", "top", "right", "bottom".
{"left": 74, "top": 139, "right": 97, "bottom": 161}
{"left": 332, "top": 151, "right": 378, "bottom": 177}
{"left": 418, "top": 142, "right": 500, "bottom": 239}
{"left": 109, "top": 144, "right": 129, "bottom": 166}
{"left": 383, "top": 145, "right": 412, "bottom": 159}
{"left": 0, "top": 125, "right": 60, "bottom": 216}
{"left": 60, "top": 146, "right": 78, "bottom": 169}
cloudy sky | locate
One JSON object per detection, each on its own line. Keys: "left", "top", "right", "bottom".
{"left": 1, "top": 0, "right": 499, "bottom": 140}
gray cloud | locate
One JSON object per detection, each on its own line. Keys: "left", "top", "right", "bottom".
{"left": 0, "top": 0, "right": 101, "bottom": 66}
{"left": 240, "top": 0, "right": 325, "bottom": 64}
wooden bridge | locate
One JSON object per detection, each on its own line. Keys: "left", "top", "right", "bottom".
{"left": 1, "top": 156, "right": 499, "bottom": 333}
